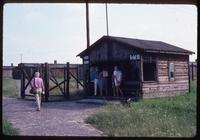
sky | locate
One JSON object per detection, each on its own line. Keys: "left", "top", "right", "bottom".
{"left": 3, "top": 3, "right": 197, "bottom": 66}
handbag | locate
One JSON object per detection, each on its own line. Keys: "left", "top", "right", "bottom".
{"left": 30, "top": 78, "right": 36, "bottom": 94}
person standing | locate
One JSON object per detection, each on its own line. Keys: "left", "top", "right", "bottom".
{"left": 31, "top": 71, "right": 45, "bottom": 111}
{"left": 102, "top": 68, "right": 108, "bottom": 96}
{"left": 92, "top": 67, "right": 99, "bottom": 96}
{"left": 113, "top": 66, "right": 123, "bottom": 96}
{"left": 99, "top": 68, "right": 108, "bottom": 97}
{"left": 112, "top": 72, "right": 116, "bottom": 96}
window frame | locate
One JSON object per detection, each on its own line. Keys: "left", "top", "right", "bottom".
{"left": 142, "top": 55, "right": 158, "bottom": 82}
{"left": 168, "top": 61, "right": 175, "bottom": 81}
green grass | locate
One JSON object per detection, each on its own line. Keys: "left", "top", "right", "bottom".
{"left": 86, "top": 81, "right": 197, "bottom": 137}
{"left": 3, "top": 78, "right": 19, "bottom": 97}
{"left": 48, "top": 78, "right": 84, "bottom": 100}
{"left": 2, "top": 78, "right": 19, "bottom": 135}
{"left": 3, "top": 117, "right": 19, "bottom": 135}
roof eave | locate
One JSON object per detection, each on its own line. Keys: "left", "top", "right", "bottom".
{"left": 145, "top": 50, "right": 194, "bottom": 55}
{"left": 76, "top": 36, "right": 107, "bottom": 58}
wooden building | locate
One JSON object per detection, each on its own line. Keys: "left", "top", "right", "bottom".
{"left": 77, "top": 36, "right": 194, "bottom": 98}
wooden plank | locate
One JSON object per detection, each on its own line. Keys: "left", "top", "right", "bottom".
{"left": 188, "top": 56, "right": 191, "bottom": 92}
{"left": 44, "top": 63, "right": 49, "bottom": 102}
{"left": 143, "top": 85, "right": 189, "bottom": 90}
{"left": 69, "top": 71, "right": 84, "bottom": 88}
{"left": 158, "top": 80, "right": 188, "bottom": 84}
{"left": 50, "top": 69, "right": 64, "bottom": 94}
{"left": 174, "top": 61, "right": 188, "bottom": 64}
{"left": 140, "top": 55, "right": 144, "bottom": 98}
{"left": 66, "top": 62, "right": 70, "bottom": 99}
{"left": 158, "top": 61, "right": 168, "bottom": 64}
{"left": 158, "top": 73, "right": 168, "bottom": 76}
{"left": 143, "top": 83, "right": 189, "bottom": 88}
{"left": 20, "top": 64, "right": 25, "bottom": 98}
{"left": 158, "top": 70, "right": 168, "bottom": 74}
{"left": 175, "top": 73, "right": 188, "bottom": 76}
{"left": 143, "top": 86, "right": 189, "bottom": 93}
{"left": 175, "top": 77, "right": 189, "bottom": 81}
{"left": 24, "top": 73, "right": 35, "bottom": 90}
{"left": 76, "top": 65, "right": 79, "bottom": 88}
{"left": 49, "top": 81, "right": 65, "bottom": 91}
{"left": 175, "top": 69, "right": 188, "bottom": 73}
{"left": 64, "top": 66, "right": 66, "bottom": 97}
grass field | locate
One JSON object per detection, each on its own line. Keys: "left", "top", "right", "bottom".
{"left": 3, "top": 78, "right": 19, "bottom": 97}
{"left": 3, "top": 78, "right": 19, "bottom": 135}
{"left": 2, "top": 118, "right": 19, "bottom": 136}
{"left": 86, "top": 81, "right": 197, "bottom": 137}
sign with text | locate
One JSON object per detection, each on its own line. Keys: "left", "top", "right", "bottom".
{"left": 83, "top": 56, "right": 90, "bottom": 64}
{"left": 130, "top": 54, "right": 140, "bottom": 60}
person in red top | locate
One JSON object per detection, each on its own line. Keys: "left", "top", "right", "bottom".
{"left": 31, "top": 71, "right": 45, "bottom": 111}
{"left": 99, "top": 68, "right": 108, "bottom": 96}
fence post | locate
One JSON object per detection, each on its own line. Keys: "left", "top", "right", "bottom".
{"left": 191, "top": 63, "right": 194, "bottom": 81}
{"left": 188, "top": 57, "right": 191, "bottom": 93}
{"left": 64, "top": 65, "right": 67, "bottom": 98}
{"left": 44, "top": 63, "right": 49, "bottom": 102}
{"left": 76, "top": 64, "right": 79, "bottom": 89}
{"left": 20, "top": 63, "right": 25, "bottom": 98}
{"left": 66, "top": 62, "right": 70, "bottom": 99}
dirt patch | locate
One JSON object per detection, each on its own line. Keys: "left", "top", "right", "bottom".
{"left": 3, "top": 96, "right": 106, "bottom": 136}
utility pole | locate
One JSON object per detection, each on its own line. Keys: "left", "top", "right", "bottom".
{"left": 86, "top": 1, "right": 90, "bottom": 48}
{"left": 84, "top": 1, "right": 91, "bottom": 97}
{"left": 105, "top": 3, "right": 109, "bottom": 36}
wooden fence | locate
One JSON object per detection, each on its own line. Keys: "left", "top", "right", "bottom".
{"left": 18, "top": 62, "right": 83, "bottom": 102}
{"left": 189, "top": 62, "right": 197, "bottom": 81}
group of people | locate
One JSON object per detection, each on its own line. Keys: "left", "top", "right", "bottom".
{"left": 30, "top": 66, "right": 124, "bottom": 111}
{"left": 92, "top": 65, "right": 124, "bottom": 97}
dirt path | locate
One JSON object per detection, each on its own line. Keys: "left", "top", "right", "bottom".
{"left": 3, "top": 96, "right": 105, "bottom": 136}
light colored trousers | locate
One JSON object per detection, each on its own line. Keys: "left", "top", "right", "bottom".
{"left": 35, "top": 88, "right": 42, "bottom": 110}
{"left": 94, "top": 79, "right": 99, "bottom": 96}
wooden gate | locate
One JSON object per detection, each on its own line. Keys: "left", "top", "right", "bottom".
{"left": 19, "top": 62, "right": 83, "bottom": 102}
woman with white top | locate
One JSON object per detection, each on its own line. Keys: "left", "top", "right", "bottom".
{"left": 113, "top": 66, "right": 124, "bottom": 96}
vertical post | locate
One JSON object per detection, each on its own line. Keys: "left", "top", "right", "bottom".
{"left": 76, "top": 65, "right": 79, "bottom": 89}
{"left": 191, "top": 62, "right": 194, "bottom": 81}
{"left": 44, "top": 63, "right": 49, "bottom": 102}
{"left": 188, "top": 56, "right": 191, "bottom": 93}
{"left": 86, "top": 1, "right": 90, "bottom": 48}
{"left": 66, "top": 62, "right": 70, "bottom": 99}
{"left": 64, "top": 65, "right": 66, "bottom": 97}
{"left": 83, "top": 64, "right": 87, "bottom": 97}
{"left": 40, "top": 64, "right": 44, "bottom": 102}
{"left": 20, "top": 63, "right": 25, "bottom": 98}
{"left": 139, "top": 55, "right": 143, "bottom": 99}
{"left": 105, "top": 3, "right": 109, "bottom": 36}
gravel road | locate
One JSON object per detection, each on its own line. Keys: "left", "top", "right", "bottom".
{"left": 3, "top": 96, "right": 105, "bottom": 136}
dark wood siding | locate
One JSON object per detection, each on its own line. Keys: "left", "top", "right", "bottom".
{"left": 111, "top": 42, "right": 131, "bottom": 61}
{"left": 90, "top": 42, "right": 108, "bottom": 64}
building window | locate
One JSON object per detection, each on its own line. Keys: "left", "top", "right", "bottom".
{"left": 169, "top": 62, "right": 175, "bottom": 80}
{"left": 143, "top": 56, "right": 157, "bottom": 81}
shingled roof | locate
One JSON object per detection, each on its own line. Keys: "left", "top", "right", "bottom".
{"left": 77, "top": 36, "right": 194, "bottom": 57}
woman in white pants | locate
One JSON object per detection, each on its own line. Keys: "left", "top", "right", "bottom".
{"left": 31, "top": 72, "right": 45, "bottom": 111}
